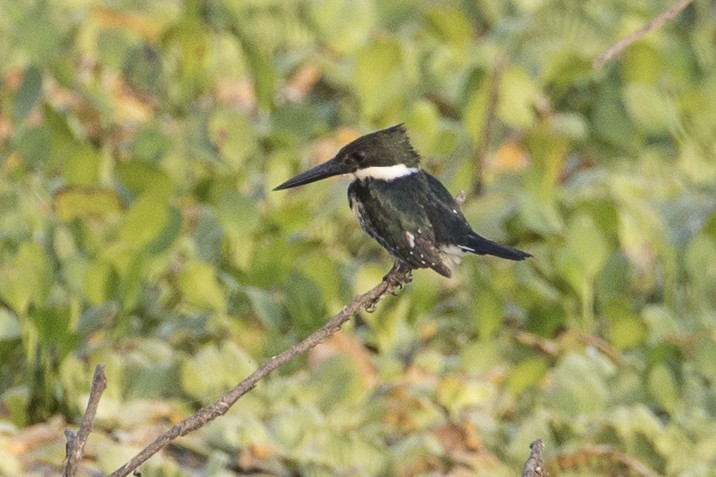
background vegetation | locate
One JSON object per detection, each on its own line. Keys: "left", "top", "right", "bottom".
{"left": 1, "top": 0, "right": 715, "bottom": 475}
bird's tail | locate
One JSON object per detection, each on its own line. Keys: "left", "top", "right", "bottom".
{"left": 460, "top": 234, "right": 531, "bottom": 261}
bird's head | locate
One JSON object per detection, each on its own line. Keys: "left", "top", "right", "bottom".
{"left": 274, "top": 124, "right": 421, "bottom": 190}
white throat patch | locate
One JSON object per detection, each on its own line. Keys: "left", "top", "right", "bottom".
{"left": 352, "top": 164, "right": 418, "bottom": 181}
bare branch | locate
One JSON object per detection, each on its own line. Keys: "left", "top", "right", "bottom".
{"left": 593, "top": 0, "right": 694, "bottom": 68}
{"left": 64, "top": 364, "right": 107, "bottom": 477}
{"left": 108, "top": 263, "right": 412, "bottom": 477}
{"left": 522, "top": 439, "right": 545, "bottom": 477}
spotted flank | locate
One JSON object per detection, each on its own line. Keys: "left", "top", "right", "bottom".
{"left": 405, "top": 231, "right": 415, "bottom": 248}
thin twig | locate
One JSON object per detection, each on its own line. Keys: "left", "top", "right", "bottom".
{"left": 522, "top": 439, "right": 545, "bottom": 477}
{"left": 108, "top": 263, "right": 412, "bottom": 477}
{"left": 593, "top": 0, "right": 694, "bottom": 68}
{"left": 64, "top": 364, "right": 107, "bottom": 477}
{"left": 473, "top": 53, "right": 507, "bottom": 196}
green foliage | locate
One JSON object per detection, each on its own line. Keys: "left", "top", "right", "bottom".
{"left": 0, "top": 0, "right": 715, "bottom": 475}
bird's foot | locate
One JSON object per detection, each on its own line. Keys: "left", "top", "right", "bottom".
{"left": 365, "top": 263, "right": 413, "bottom": 312}
{"left": 384, "top": 262, "right": 413, "bottom": 291}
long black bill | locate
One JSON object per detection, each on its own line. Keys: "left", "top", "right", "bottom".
{"left": 273, "top": 158, "right": 347, "bottom": 190}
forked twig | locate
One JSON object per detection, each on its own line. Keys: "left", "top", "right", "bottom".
{"left": 64, "top": 365, "right": 107, "bottom": 477}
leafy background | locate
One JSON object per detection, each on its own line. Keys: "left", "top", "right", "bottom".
{"left": 1, "top": 0, "right": 715, "bottom": 476}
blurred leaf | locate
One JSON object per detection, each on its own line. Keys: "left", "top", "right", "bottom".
{"left": 622, "top": 43, "right": 662, "bottom": 85}
{"left": 648, "top": 363, "right": 678, "bottom": 412}
{"left": 244, "top": 287, "right": 283, "bottom": 329}
{"left": 12, "top": 65, "right": 42, "bottom": 124}
{"left": 181, "top": 341, "right": 257, "bottom": 400}
{"left": 498, "top": 67, "right": 539, "bottom": 128}
{"left": 131, "top": 123, "right": 171, "bottom": 164}
{"left": 240, "top": 40, "right": 275, "bottom": 111}
{"left": 284, "top": 273, "right": 326, "bottom": 333}
{"left": 35, "top": 306, "right": 75, "bottom": 351}
{"left": 622, "top": 84, "right": 681, "bottom": 135}
{"left": 14, "top": 2, "right": 61, "bottom": 62}
{"left": 54, "top": 187, "right": 123, "bottom": 221}
{"left": 62, "top": 144, "right": 101, "bottom": 185}
{"left": 593, "top": 82, "right": 637, "bottom": 150}
{"left": 545, "top": 353, "right": 611, "bottom": 417}
{"left": 119, "top": 195, "right": 170, "bottom": 249}
{"left": 178, "top": 261, "right": 226, "bottom": 312}
{"left": 123, "top": 44, "right": 165, "bottom": 96}
{"left": 208, "top": 108, "right": 258, "bottom": 170}
{"left": 556, "top": 214, "right": 609, "bottom": 322}
{"left": 83, "top": 260, "right": 120, "bottom": 306}
{"left": 423, "top": 7, "right": 472, "bottom": 49}
{"left": 607, "top": 309, "right": 647, "bottom": 350}
{"left": 147, "top": 205, "right": 182, "bottom": 254}
{"left": 14, "top": 125, "right": 51, "bottom": 166}
{"left": 0, "top": 308, "right": 21, "bottom": 341}
{"left": 0, "top": 243, "right": 52, "bottom": 315}
{"left": 308, "top": 0, "right": 374, "bottom": 54}
{"left": 472, "top": 288, "right": 502, "bottom": 340}
{"left": 354, "top": 40, "right": 405, "bottom": 120}
{"left": 116, "top": 161, "right": 173, "bottom": 199}
{"left": 507, "top": 357, "right": 548, "bottom": 395}
{"left": 308, "top": 355, "right": 368, "bottom": 410}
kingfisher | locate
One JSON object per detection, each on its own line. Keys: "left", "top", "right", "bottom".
{"left": 274, "top": 125, "right": 530, "bottom": 277}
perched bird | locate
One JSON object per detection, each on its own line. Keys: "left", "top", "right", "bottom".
{"left": 274, "top": 125, "right": 530, "bottom": 277}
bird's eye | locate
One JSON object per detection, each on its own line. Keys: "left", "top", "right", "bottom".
{"left": 353, "top": 151, "right": 366, "bottom": 162}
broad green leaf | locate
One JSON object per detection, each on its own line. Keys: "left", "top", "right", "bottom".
{"left": 34, "top": 306, "right": 77, "bottom": 359}
{"left": 592, "top": 82, "right": 637, "bottom": 150}
{"left": 507, "top": 357, "right": 548, "bottom": 395}
{"left": 147, "top": 206, "right": 182, "bottom": 254}
{"left": 215, "top": 191, "right": 260, "bottom": 241}
{"left": 545, "top": 353, "right": 611, "bottom": 417}
{"left": 472, "top": 287, "right": 502, "bottom": 340}
{"left": 308, "top": 355, "right": 368, "bottom": 410}
{"left": 622, "top": 83, "right": 681, "bottom": 135}
{"left": 622, "top": 43, "right": 662, "bottom": 85}
{"left": 181, "top": 341, "right": 257, "bottom": 400}
{"left": 122, "top": 44, "right": 165, "bottom": 96}
{"left": 178, "top": 262, "right": 226, "bottom": 312}
{"left": 240, "top": 40, "right": 276, "bottom": 111}
{"left": 54, "top": 187, "right": 123, "bottom": 221}
{"left": 284, "top": 273, "right": 326, "bottom": 332}
{"left": 0, "top": 386, "right": 29, "bottom": 427}
{"left": 63, "top": 144, "right": 101, "bottom": 185}
{"left": 208, "top": 108, "right": 258, "bottom": 170}
{"left": 308, "top": 0, "right": 374, "bottom": 55}
{"left": 14, "top": 2, "right": 61, "bottom": 62}
{"left": 556, "top": 214, "right": 609, "bottom": 304}
{"left": 244, "top": 287, "right": 284, "bottom": 329}
{"left": 423, "top": 7, "right": 472, "bottom": 49}
{"left": 498, "top": 67, "right": 539, "bottom": 128}
{"left": 12, "top": 65, "right": 42, "bottom": 124}
{"left": 436, "top": 374, "right": 497, "bottom": 413}
{"left": 14, "top": 125, "right": 51, "bottom": 166}
{"left": 0, "top": 308, "right": 21, "bottom": 341}
{"left": 648, "top": 363, "right": 678, "bottom": 412}
{"left": 83, "top": 261, "right": 120, "bottom": 305}
{"left": 608, "top": 311, "right": 647, "bottom": 350}
{"left": 116, "top": 161, "right": 173, "bottom": 199}
{"left": 0, "top": 243, "right": 52, "bottom": 315}
{"left": 131, "top": 123, "right": 170, "bottom": 164}
{"left": 119, "top": 195, "right": 170, "bottom": 249}
{"left": 354, "top": 40, "right": 404, "bottom": 120}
